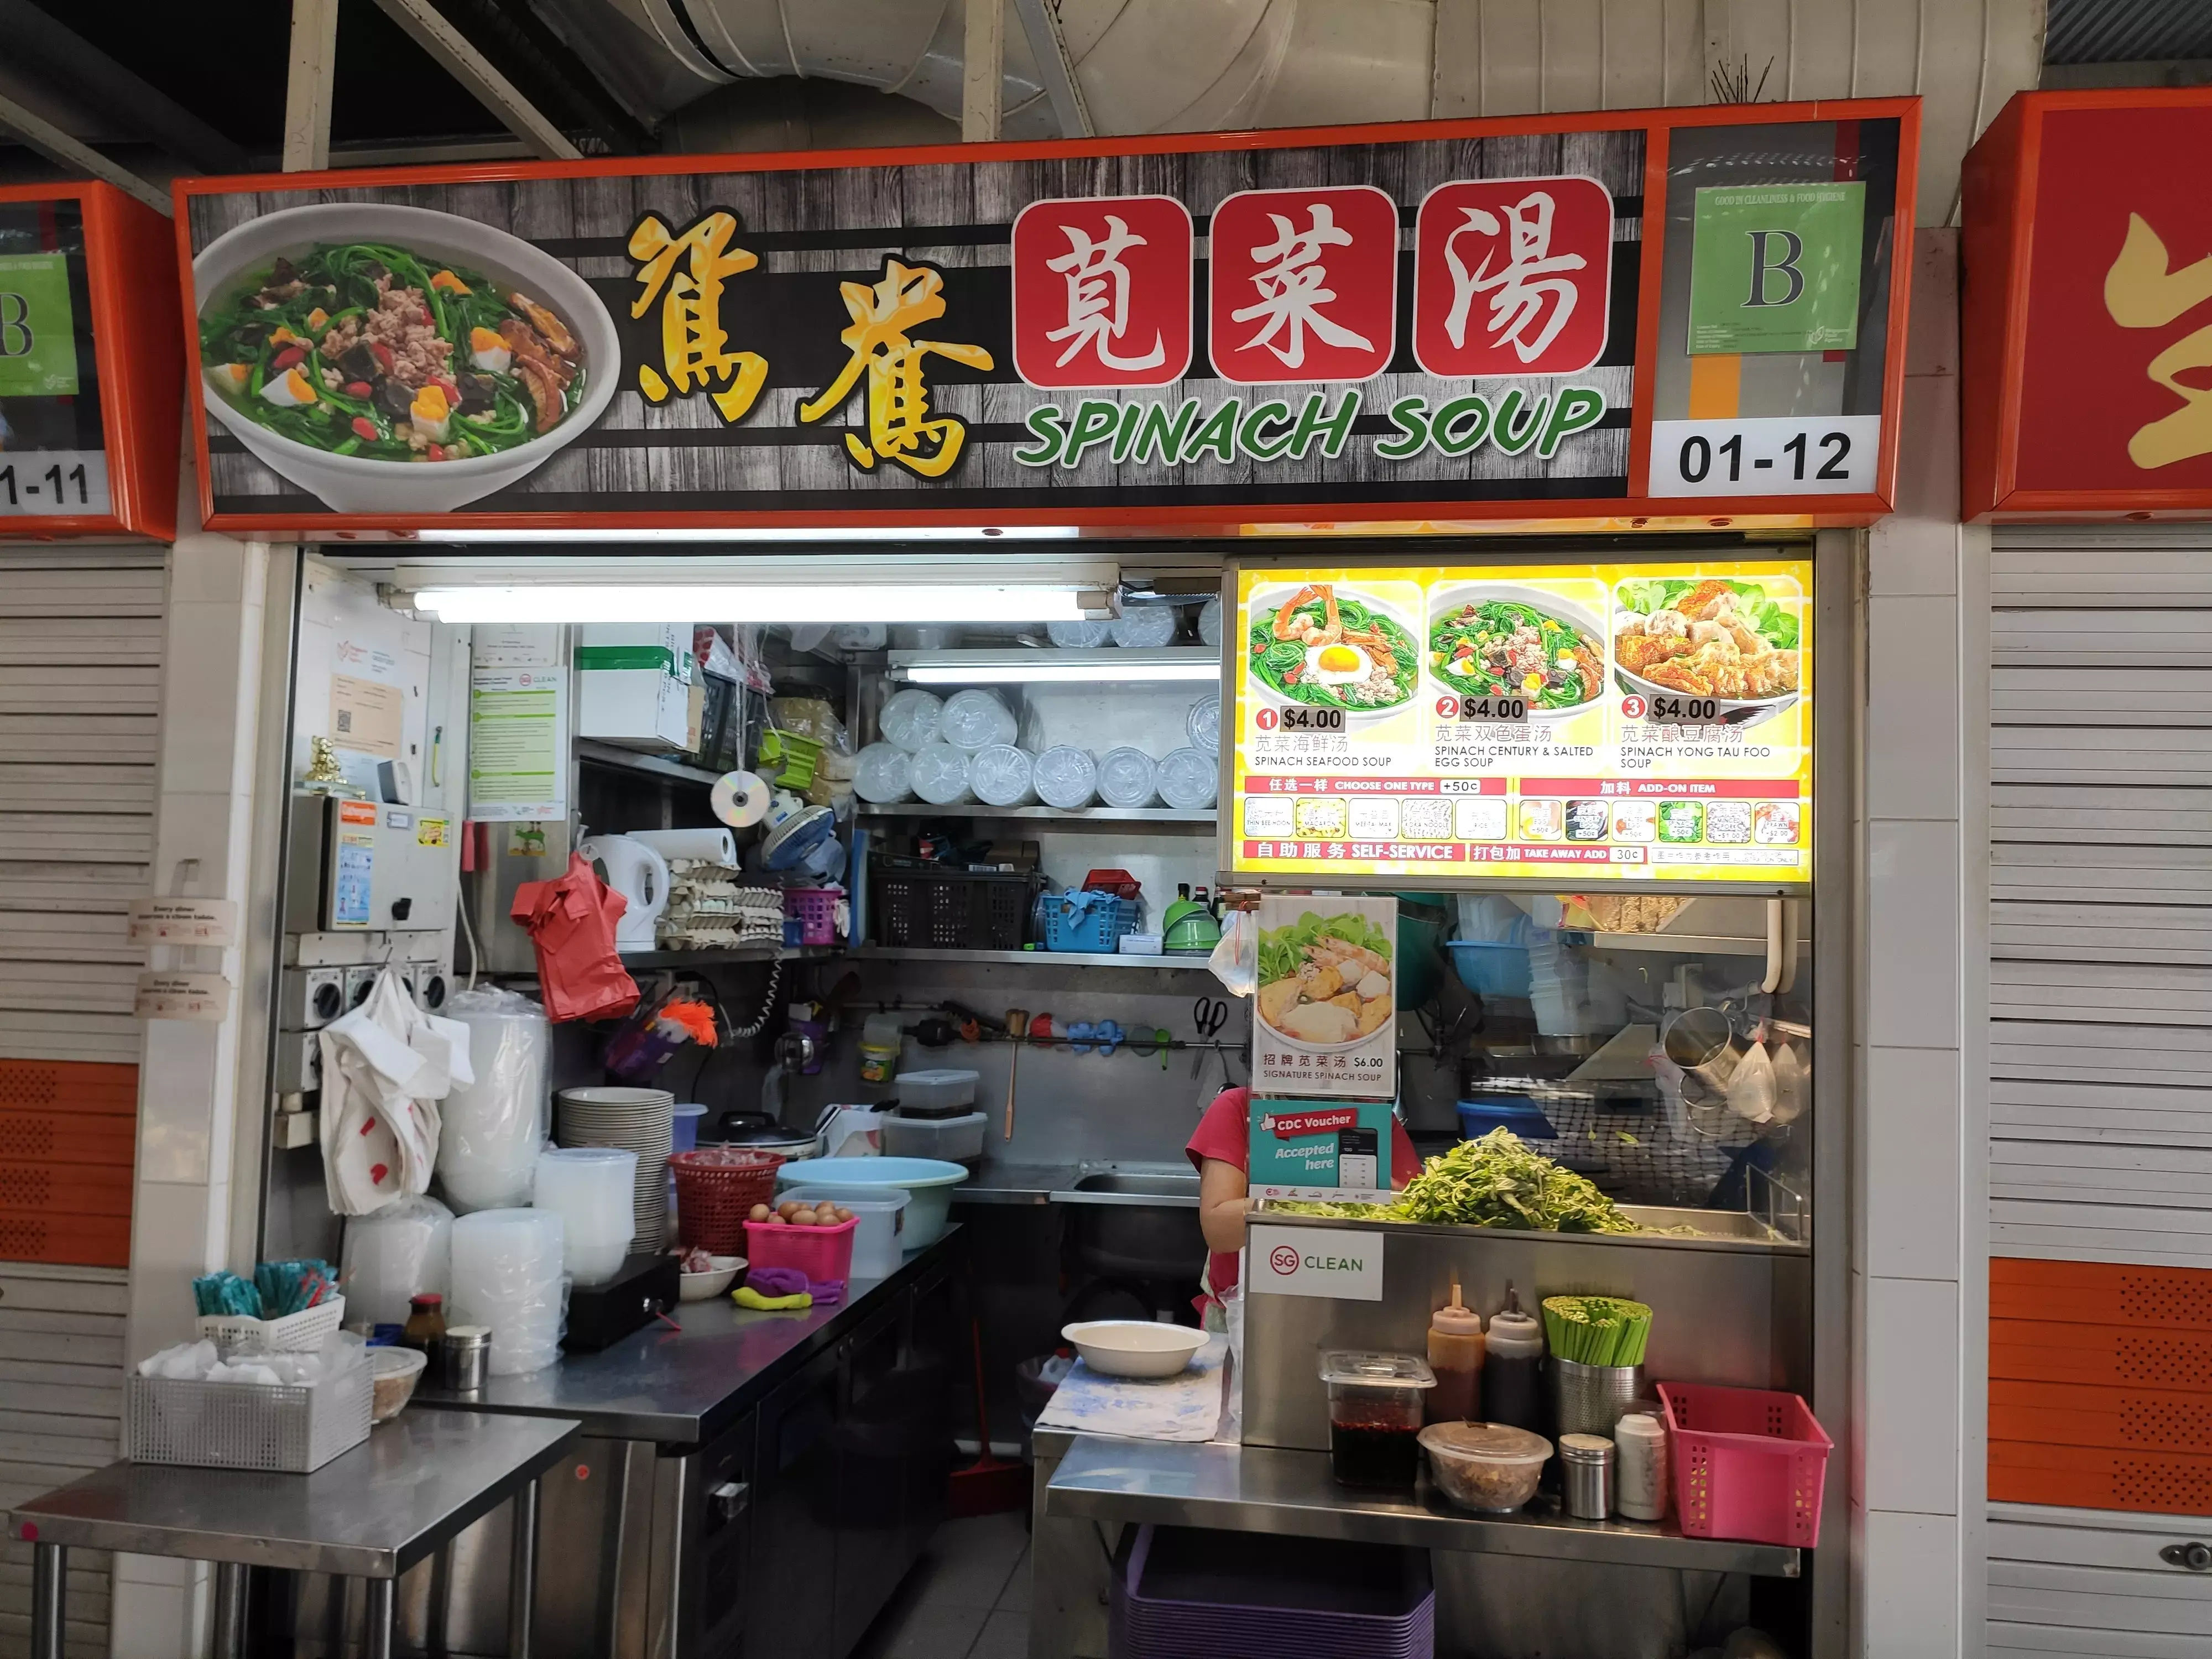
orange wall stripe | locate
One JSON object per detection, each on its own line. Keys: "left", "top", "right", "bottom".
{"left": 1687, "top": 352, "right": 1743, "bottom": 419}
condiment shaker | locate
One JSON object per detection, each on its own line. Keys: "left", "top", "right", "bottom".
{"left": 1613, "top": 1411, "right": 1669, "bottom": 1521}
{"left": 1558, "top": 1432, "right": 1616, "bottom": 1520}
{"left": 438, "top": 1325, "right": 492, "bottom": 1392}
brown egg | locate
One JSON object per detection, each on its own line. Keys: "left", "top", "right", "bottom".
{"left": 834, "top": 1207, "right": 854, "bottom": 1224}
{"left": 776, "top": 1200, "right": 801, "bottom": 1221}
{"left": 749, "top": 1203, "right": 771, "bottom": 1222}
{"left": 791, "top": 1208, "right": 818, "bottom": 1227}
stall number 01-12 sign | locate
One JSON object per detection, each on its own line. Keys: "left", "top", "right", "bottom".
{"left": 1231, "top": 561, "right": 1813, "bottom": 888}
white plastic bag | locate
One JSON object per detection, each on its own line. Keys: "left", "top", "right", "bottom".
{"left": 1209, "top": 909, "right": 1258, "bottom": 999}
{"left": 437, "top": 986, "right": 551, "bottom": 1212}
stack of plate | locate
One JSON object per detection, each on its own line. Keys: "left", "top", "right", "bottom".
{"left": 554, "top": 1086, "right": 674, "bottom": 1253}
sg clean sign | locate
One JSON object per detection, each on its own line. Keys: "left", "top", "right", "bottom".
{"left": 1246, "top": 1225, "right": 1384, "bottom": 1301}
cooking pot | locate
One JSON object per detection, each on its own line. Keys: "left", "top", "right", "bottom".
{"left": 707, "top": 1102, "right": 832, "bottom": 1161}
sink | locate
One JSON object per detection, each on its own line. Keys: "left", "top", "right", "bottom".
{"left": 1051, "top": 1165, "right": 1206, "bottom": 1283}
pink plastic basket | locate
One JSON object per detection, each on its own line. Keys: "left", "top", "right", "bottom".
{"left": 744, "top": 1217, "right": 858, "bottom": 1284}
{"left": 1659, "top": 1383, "right": 1834, "bottom": 1547}
{"left": 782, "top": 888, "right": 840, "bottom": 946}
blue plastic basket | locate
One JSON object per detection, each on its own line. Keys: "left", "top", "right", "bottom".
{"left": 1041, "top": 889, "right": 1140, "bottom": 953}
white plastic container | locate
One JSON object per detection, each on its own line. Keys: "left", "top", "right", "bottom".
{"left": 1198, "top": 596, "right": 1223, "bottom": 647}
{"left": 438, "top": 987, "right": 552, "bottom": 1212}
{"left": 939, "top": 689, "right": 1018, "bottom": 751}
{"left": 1613, "top": 1410, "right": 1670, "bottom": 1521}
{"left": 878, "top": 688, "right": 943, "bottom": 752}
{"left": 909, "top": 740, "right": 973, "bottom": 804}
{"left": 1156, "top": 747, "right": 1219, "bottom": 810}
{"left": 782, "top": 1184, "right": 911, "bottom": 1279}
{"left": 881, "top": 1110, "right": 987, "bottom": 1163}
{"left": 1186, "top": 694, "right": 1221, "bottom": 754}
{"left": 1097, "top": 747, "right": 1159, "bottom": 808}
{"left": 532, "top": 1146, "right": 637, "bottom": 1286}
{"left": 1034, "top": 745, "right": 1098, "bottom": 810}
{"left": 1109, "top": 606, "right": 1179, "bottom": 648}
{"left": 340, "top": 1196, "right": 453, "bottom": 1328}
{"left": 1047, "top": 619, "right": 1113, "bottom": 648}
{"left": 970, "top": 744, "right": 1036, "bottom": 807}
{"left": 853, "top": 742, "right": 914, "bottom": 804}
{"left": 448, "top": 1208, "right": 566, "bottom": 1376}
{"left": 893, "top": 1068, "right": 979, "bottom": 1112}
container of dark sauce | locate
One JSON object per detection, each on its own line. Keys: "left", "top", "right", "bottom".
{"left": 1319, "top": 1351, "right": 1438, "bottom": 1488}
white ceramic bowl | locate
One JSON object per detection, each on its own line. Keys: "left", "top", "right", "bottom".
{"left": 192, "top": 203, "right": 620, "bottom": 514}
{"left": 1425, "top": 580, "right": 1609, "bottom": 723}
{"left": 1244, "top": 582, "right": 1421, "bottom": 727}
{"left": 678, "top": 1255, "right": 744, "bottom": 1302}
{"left": 1062, "top": 1319, "right": 1207, "bottom": 1379}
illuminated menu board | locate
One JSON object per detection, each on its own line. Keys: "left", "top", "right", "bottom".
{"left": 1228, "top": 560, "right": 1813, "bottom": 889}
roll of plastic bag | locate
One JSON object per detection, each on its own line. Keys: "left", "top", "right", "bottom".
{"left": 939, "top": 689, "right": 1018, "bottom": 751}
{"left": 437, "top": 987, "right": 551, "bottom": 1213}
{"left": 878, "top": 688, "right": 943, "bottom": 753}
{"left": 971, "top": 745, "right": 1036, "bottom": 807}
{"left": 1097, "top": 747, "right": 1159, "bottom": 808}
{"left": 1034, "top": 745, "right": 1097, "bottom": 810}
{"left": 1110, "top": 606, "right": 1179, "bottom": 648}
{"left": 1198, "top": 596, "right": 1223, "bottom": 647}
{"left": 910, "top": 740, "right": 973, "bottom": 804}
{"left": 854, "top": 742, "right": 914, "bottom": 804}
{"left": 1047, "top": 619, "right": 1113, "bottom": 648}
{"left": 1156, "top": 747, "right": 1219, "bottom": 810}
{"left": 450, "top": 1208, "right": 567, "bottom": 1376}
{"left": 340, "top": 1194, "right": 454, "bottom": 1328}
{"left": 1186, "top": 695, "right": 1221, "bottom": 754}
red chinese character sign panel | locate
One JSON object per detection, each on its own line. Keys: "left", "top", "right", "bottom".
{"left": 1962, "top": 88, "right": 2212, "bottom": 517}
{"left": 1413, "top": 176, "right": 1614, "bottom": 377}
{"left": 172, "top": 103, "right": 1914, "bottom": 535}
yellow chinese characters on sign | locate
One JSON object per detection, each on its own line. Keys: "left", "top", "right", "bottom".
{"left": 2104, "top": 212, "right": 2212, "bottom": 469}
{"left": 628, "top": 209, "right": 769, "bottom": 424}
{"left": 798, "top": 258, "right": 993, "bottom": 478}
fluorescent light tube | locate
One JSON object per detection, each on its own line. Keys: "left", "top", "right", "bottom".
{"left": 408, "top": 584, "right": 1095, "bottom": 624}
{"left": 408, "top": 526, "right": 1082, "bottom": 543}
{"left": 900, "top": 661, "right": 1221, "bottom": 684}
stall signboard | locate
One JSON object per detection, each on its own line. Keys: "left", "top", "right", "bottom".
{"left": 1228, "top": 560, "right": 1812, "bottom": 890}
{"left": 173, "top": 100, "right": 1914, "bottom": 536}
{"left": 1248, "top": 1097, "right": 1399, "bottom": 1201}
{"left": 1252, "top": 895, "right": 1397, "bottom": 1098}
{"left": 1963, "top": 88, "right": 2212, "bottom": 519}
{"left": 0, "top": 183, "right": 182, "bottom": 540}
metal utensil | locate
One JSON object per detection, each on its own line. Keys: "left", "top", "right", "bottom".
{"left": 1192, "top": 997, "right": 1229, "bottom": 1077}
{"left": 1003, "top": 1009, "right": 1029, "bottom": 1140}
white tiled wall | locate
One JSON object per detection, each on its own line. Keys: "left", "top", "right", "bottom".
{"left": 1852, "top": 227, "right": 1984, "bottom": 1656}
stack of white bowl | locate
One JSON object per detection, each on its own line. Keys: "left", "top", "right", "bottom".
{"left": 449, "top": 1208, "right": 566, "bottom": 1375}
{"left": 555, "top": 1086, "right": 673, "bottom": 1252}
{"left": 533, "top": 1147, "right": 638, "bottom": 1285}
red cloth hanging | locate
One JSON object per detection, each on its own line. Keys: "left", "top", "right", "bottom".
{"left": 510, "top": 853, "right": 640, "bottom": 1022}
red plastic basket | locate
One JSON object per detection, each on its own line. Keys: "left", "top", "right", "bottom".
{"left": 1659, "top": 1383, "right": 1833, "bottom": 1547}
{"left": 782, "top": 888, "right": 840, "bottom": 946}
{"left": 743, "top": 1217, "right": 858, "bottom": 1284}
{"left": 671, "top": 1149, "right": 783, "bottom": 1253}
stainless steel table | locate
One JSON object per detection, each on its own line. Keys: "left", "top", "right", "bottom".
{"left": 11, "top": 1408, "right": 579, "bottom": 1659}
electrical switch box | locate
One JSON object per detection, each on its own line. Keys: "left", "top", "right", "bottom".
{"left": 274, "top": 1031, "right": 321, "bottom": 1094}
{"left": 284, "top": 795, "right": 459, "bottom": 935}
{"left": 278, "top": 967, "right": 345, "bottom": 1031}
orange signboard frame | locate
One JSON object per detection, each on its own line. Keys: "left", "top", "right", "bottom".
{"left": 173, "top": 98, "right": 1918, "bottom": 539}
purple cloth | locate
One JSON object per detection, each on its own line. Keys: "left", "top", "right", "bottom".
{"left": 747, "top": 1266, "right": 808, "bottom": 1297}
{"left": 807, "top": 1279, "right": 847, "bottom": 1306}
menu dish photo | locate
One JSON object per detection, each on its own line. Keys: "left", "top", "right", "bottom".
{"left": 1426, "top": 582, "right": 1607, "bottom": 719}
{"left": 1612, "top": 576, "right": 1803, "bottom": 725}
{"left": 1251, "top": 896, "right": 1399, "bottom": 1098}
{"left": 1246, "top": 583, "right": 1420, "bottom": 720}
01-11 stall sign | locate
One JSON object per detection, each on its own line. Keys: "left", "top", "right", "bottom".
{"left": 1229, "top": 561, "right": 1813, "bottom": 890}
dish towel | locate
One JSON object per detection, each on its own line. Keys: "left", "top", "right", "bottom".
{"left": 318, "top": 967, "right": 473, "bottom": 1216}
{"left": 1035, "top": 1335, "right": 1229, "bottom": 1442}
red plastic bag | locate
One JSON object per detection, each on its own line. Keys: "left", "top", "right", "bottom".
{"left": 510, "top": 853, "right": 640, "bottom": 1023}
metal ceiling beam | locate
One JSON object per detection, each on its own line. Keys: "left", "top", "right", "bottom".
{"left": 0, "top": 0, "right": 248, "bottom": 174}
{"left": 284, "top": 0, "right": 340, "bottom": 171}
{"left": 1010, "top": 0, "right": 1094, "bottom": 137}
{"left": 368, "top": 0, "right": 583, "bottom": 160}
{"left": 963, "top": 0, "right": 1005, "bottom": 142}
{"left": 0, "top": 91, "right": 169, "bottom": 215}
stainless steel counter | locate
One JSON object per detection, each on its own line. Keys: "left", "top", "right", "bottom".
{"left": 955, "top": 1161, "right": 1076, "bottom": 1206}
{"left": 414, "top": 1229, "right": 960, "bottom": 1442}
{"left": 11, "top": 1408, "right": 577, "bottom": 1578}
{"left": 1042, "top": 1434, "right": 1802, "bottom": 1580}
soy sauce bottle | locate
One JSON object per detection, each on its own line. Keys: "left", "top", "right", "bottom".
{"left": 1484, "top": 1285, "right": 1546, "bottom": 1436}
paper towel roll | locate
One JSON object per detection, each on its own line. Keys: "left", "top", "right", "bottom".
{"left": 626, "top": 828, "right": 739, "bottom": 864}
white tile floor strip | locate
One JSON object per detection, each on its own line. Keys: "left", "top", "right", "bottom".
{"left": 853, "top": 1511, "right": 1032, "bottom": 1659}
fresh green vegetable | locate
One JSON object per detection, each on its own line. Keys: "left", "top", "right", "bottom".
{"left": 1257, "top": 908, "right": 1391, "bottom": 988}
{"left": 1428, "top": 598, "right": 1603, "bottom": 708}
{"left": 1247, "top": 590, "right": 1417, "bottom": 711}
{"left": 1396, "top": 1130, "right": 1641, "bottom": 1233}
{"left": 1616, "top": 578, "right": 1799, "bottom": 652}
{"left": 1542, "top": 1294, "right": 1653, "bottom": 1367}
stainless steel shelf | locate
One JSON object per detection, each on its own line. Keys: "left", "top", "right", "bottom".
{"left": 854, "top": 946, "right": 1218, "bottom": 971}
{"left": 857, "top": 802, "right": 1216, "bottom": 826}
{"left": 621, "top": 945, "right": 840, "bottom": 968}
{"left": 1045, "top": 1437, "right": 1801, "bottom": 1579}
{"left": 1585, "top": 931, "right": 1813, "bottom": 957}
{"left": 576, "top": 739, "right": 725, "bottom": 787}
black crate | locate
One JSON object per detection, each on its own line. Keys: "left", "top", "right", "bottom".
{"left": 871, "top": 861, "right": 1039, "bottom": 950}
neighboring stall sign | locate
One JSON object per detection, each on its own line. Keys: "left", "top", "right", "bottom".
{"left": 0, "top": 182, "right": 182, "bottom": 540}
{"left": 1962, "top": 88, "right": 2212, "bottom": 519}
{"left": 173, "top": 100, "right": 1916, "bottom": 536}
{"left": 1227, "top": 560, "right": 1813, "bottom": 890}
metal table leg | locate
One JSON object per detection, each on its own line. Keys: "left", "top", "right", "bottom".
{"left": 364, "top": 1575, "right": 396, "bottom": 1659}
{"left": 507, "top": 1477, "right": 540, "bottom": 1658}
{"left": 30, "top": 1542, "right": 64, "bottom": 1659}
{"left": 211, "top": 1561, "right": 249, "bottom": 1658}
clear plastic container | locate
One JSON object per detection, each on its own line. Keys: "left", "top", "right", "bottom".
{"left": 1186, "top": 695, "right": 1221, "bottom": 755}
{"left": 971, "top": 744, "right": 1036, "bottom": 807}
{"left": 1156, "top": 747, "right": 1218, "bottom": 810}
{"left": 878, "top": 688, "right": 943, "bottom": 752}
{"left": 1418, "top": 1421, "right": 1552, "bottom": 1512}
{"left": 1319, "top": 1352, "right": 1436, "bottom": 1487}
{"left": 1034, "top": 745, "right": 1098, "bottom": 810}
{"left": 892, "top": 1068, "right": 979, "bottom": 1113}
{"left": 909, "top": 740, "right": 973, "bottom": 804}
{"left": 779, "top": 1185, "right": 911, "bottom": 1279}
{"left": 1110, "top": 606, "right": 1180, "bottom": 648}
{"left": 853, "top": 742, "right": 914, "bottom": 804}
{"left": 1097, "top": 747, "right": 1159, "bottom": 809}
{"left": 1197, "top": 596, "right": 1223, "bottom": 647}
{"left": 1047, "top": 619, "right": 1113, "bottom": 649}
{"left": 880, "top": 1110, "right": 987, "bottom": 1164}
{"left": 940, "top": 689, "right": 1019, "bottom": 751}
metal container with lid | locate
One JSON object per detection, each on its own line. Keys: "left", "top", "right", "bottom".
{"left": 437, "top": 1326, "right": 492, "bottom": 1392}
{"left": 1558, "top": 1431, "right": 1617, "bottom": 1520}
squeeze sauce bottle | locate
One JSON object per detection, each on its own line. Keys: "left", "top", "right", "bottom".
{"left": 1427, "top": 1278, "right": 1486, "bottom": 1424}
{"left": 1483, "top": 1284, "right": 1547, "bottom": 1436}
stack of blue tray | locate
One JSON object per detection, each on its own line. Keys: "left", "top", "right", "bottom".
{"left": 1109, "top": 1524, "right": 1433, "bottom": 1657}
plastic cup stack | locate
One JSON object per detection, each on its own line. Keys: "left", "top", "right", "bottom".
{"left": 533, "top": 1147, "right": 638, "bottom": 1286}
{"left": 939, "top": 689, "right": 1018, "bottom": 751}
{"left": 909, "top": 740, "right": 973, "bottom": 805}
{"left": 877, "top": 688, "right": 943, "bottom": 752}
{"left": 448, "top": 1208, "right": 566, "bottom": 1376}
{"left": 1034, "top": 745, "right": 1098, "bottom": 810}
{"left": 1097, "top": 747, "right": 1159, "bottom": 809}
{"left": 854, "top": 742, "right": 914, "bottom": 803}
{"left": 971, "top": 744, "right": 1036, "bottom": 807}
{"left": 1156, "top": 747, "right": 1219, "bottom": 811}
